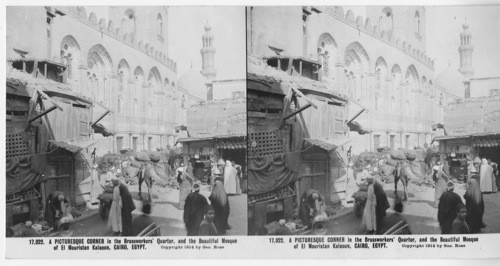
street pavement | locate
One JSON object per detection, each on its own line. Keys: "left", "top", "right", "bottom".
{"left": 72, "top": 182, "right": 247, "bottom": 236}
{"left": 327, "top": 181, "right": 500, "bottom": 235}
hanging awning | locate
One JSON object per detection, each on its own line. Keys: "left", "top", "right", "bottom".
{"left": 347, "top": 121, "right": 369, "bottom": 135}
{"left": 92, "top": 123, "right": 114, "bottom": 137}
{"left": 216, "top": 140, "right": 247, "bottom": 150}
{"left": 473, "top": 138, "right": 500, "bottom": 147}
{"left": 49, "top": 140, "right": 98, "bottom": 153}
{"left": 303, "top": 138, "right": 351, "bottom": 152}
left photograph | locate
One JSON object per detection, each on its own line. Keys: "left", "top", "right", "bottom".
{"left": 6, "top": 6, "right": 247, "bottom": 237}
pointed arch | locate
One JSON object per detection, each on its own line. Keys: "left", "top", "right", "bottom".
{"left": 344, "top": 42, "right": 370, "bottom": 71}
{"left": 375, "top": 57, "right": 388, "bottom": 90}
{"left": 147, "top": 67, "right": 162, "bottom": 89}
{"left": 344, "top": 42, "right": 370, "bottom": 100}
{"left": 87, "top": 44, "right": 113, "bottom": 73}
{"left": 405, "top": 65, "right": 419, "bottom": 84}
{"left": 60, "top": 35, "right": 81, "bottom": 83}
{"left": 134, "top": 66, "right": 145, "bottom": 89}
{"left": 317, "top": 33, "right": 338, "bottom": 78}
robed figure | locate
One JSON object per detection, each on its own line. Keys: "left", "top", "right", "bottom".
{"left": 438, "top": 183, "right": 463, "bottom": 234}
{"left": 209, "top": 177, "right": 230, "bottom": 234}
{"left": 299, "top": 189, "right": 324, "bottom": 228}
{"left": 117, "top": 182, "right": 136, "bottom": 236}
{"left": 183, "top": 183, "right": 209, "bottom": 236}
{"left": 464, "top": 179, "right": 484, "bottom": 233}
{"left": 44, "top": 191, "right": 70, "bottom": 228}
{"left": 373, "top": 180, "right": 390, "bottom": 234}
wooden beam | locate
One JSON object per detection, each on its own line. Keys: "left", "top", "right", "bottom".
{"left": 347, "top": 108, "right": 366, "bottom": 124}
{"left": 28, "top": 105, "right": 57, "bottom": 123}
{"left": 283, "top": 103, "right": 312, "bottom": 121}
{"left": 291, "top": 87, "right": 318, "bottom": 109}
{"left": 91, "top": 110, "right": 110, "bottom": 127}
{"left": 34, "top": 88, "right": 63, "bottom": 111}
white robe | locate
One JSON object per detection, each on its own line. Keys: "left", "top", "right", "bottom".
{"left": 223, "top": 165, "right": 240, "bottom": 194}
{"left": 480, "top": 164, "right": 495, "bottom": 193}
{"left": 362, "top": 184, "right": 377, "bottom": 231}
{"left": 107, "top": 186, "right": 122, "bottom": 233}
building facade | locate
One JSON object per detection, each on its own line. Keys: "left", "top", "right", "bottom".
{"left": 7, "top": 6, "right": 203, "bottom": 156}
{"left": 247, "top": 6, "right": 458, "bottom": 154}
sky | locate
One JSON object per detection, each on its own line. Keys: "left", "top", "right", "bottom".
{"left": 85, "top": 6, "right": 246, "bottom": 81}
{"left": 426, "top": 6, "right": 500, "bottom": 77}
{"left": 168, "top": 6, "right": 246, "bottom": 80}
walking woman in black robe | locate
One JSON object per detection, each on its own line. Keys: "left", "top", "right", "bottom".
{"left": 209, "top": 177, "right": 230, "bottom": 234}
{"left": 464, "top": 179, "right": 484, "bottom": 233}
{"left": 183, "top": 183, "right": 208, "bottom": 236}
{"left": 373, "top": 180, "right": 390, "bottom": 234}
{"left": 112, "top": 178, "right": 136, "bottom": 236}
{"left": 438, "top": 182, "right": 463, "bottom": 234}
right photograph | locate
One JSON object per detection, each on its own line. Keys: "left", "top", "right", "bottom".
{"left": 246, "top": 6, "right": 500, "bottom": 236}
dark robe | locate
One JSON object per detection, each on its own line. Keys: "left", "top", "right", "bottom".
{"left": 209, "top": 180, "right": 230, "bottom": 234}
{"left": 373, "top": 181, "right": 390, "bottom": 234}
{"left": 299, "top": 189, "right": 324, "bottom": 227}
{"left": 193, "top": 161, "right": 205, "bottom": 181}
{"left": 451, "top": 218, "right": 470, "bottom": 234}
{"left": 437, "top": 191, "right": 463, "bottom": 234}
{"left": 183, "top": 191, "right": 208, "bottom": 236}
{"left": 44, "top": 191, "right": 70, "bottom": 227}
{"left": 464, "top": 179, "right": 484, "bottom": 233}
{"left": 118, "top": 183, "right": 136, "bottom": 236}
{"left": 199, "top": 217, "right": 218, "bottom": 236}
{"left": 132, "top": 214, "right": 154, "bottom": 236}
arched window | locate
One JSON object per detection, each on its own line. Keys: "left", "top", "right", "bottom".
{"left": 123, "top": 9, "right": 136, "bottom": 35}
{"left": 60, "top": 36, "right": 81, "bottom": 85}
{"left": 415, "top": 11, "right": 420, "bottom": 35}
{"left": 117, "top": 97, "right": 122, "bottom": 113}
{"left": 391, "top": 97, "right": 396, "bottom": 112}
{"left": 380, "top": 7, "right": 393, "bottom": 32}
{"left": 317, "top": 34, "right": 337, "bottom": 79}
{"left": 375, "top": 95, "right": 380, "bottom": 111}
{"left": 157, "top": 14, "right": 163, "bottom": 37}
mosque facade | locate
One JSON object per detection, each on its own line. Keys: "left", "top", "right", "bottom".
{"left": 248, "top": 6, "right": 460, "bottom": 154}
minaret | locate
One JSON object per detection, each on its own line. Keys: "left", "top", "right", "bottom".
{"left": 458, "top": 20, "right": 475, "bottom": 79}
{"left": 200, "top": 21, "right": 217, "bottom": 81}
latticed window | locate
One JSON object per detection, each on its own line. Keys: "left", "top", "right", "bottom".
{"left": 66, "top": 55, "right": 73, "bottom": 80}
{"left": 317, "top": 45, "right": 330, "bottom": 77}
{"left": 6, "top": 132, "right": 30, "bottom": 159}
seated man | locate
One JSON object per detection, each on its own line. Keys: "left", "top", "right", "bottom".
{"left": 44, "top": 191, "right": 71, "bottom": 229}
{"left": 299, "top": 189, "right": 325, "bottom": 228}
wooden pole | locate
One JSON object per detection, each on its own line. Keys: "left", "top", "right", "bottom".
{"left": 91, "top": 110, "right": 110, "bottom": 127}
{"left": 28, "top": 105, "right": 57, "bottom": 123}
{"left": 282, "top": 103, "right": 312, "bottom": 121}
{"left": 347, "top": 108, "right": 366, "bottom": 125}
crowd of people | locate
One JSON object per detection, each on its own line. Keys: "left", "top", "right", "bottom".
{"left": 344, "top": 150, "right": 499, "bottom": 235}
{"left": 178, "top": 155, "right": 243, "bottom": 236}
{"left": 62, "top": 150, "right": 245, "bottom": 237}
{"left": 435, "top": 156, "right": 498, "bottom": 234}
